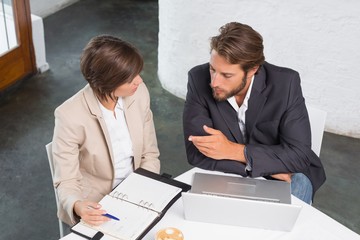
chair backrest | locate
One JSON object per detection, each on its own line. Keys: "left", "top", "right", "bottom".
{"left": 46, "top": 142, "right": 65, "bottom": 238}
{"left": 46, "top": 143, "right": 55, "bottom": 183}
{"left": 307, "top": 106, "right": 327, "bottom": 157}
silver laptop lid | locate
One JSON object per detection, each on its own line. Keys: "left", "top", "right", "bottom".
{"left": 182, "top": 192, "right": 301, "bottom": 232}
{"left": 190, "top": 172, "right": 291, "bottom": 204}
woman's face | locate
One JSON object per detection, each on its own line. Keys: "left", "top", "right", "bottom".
{"left": 113, "top": 74, "right": 143, "bottom": 97}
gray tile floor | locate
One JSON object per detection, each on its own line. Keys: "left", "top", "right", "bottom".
{"left": 0, "top": 0, "right": 359, "bottom": 239}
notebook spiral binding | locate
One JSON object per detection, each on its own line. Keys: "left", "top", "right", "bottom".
{"left": 139, "top": 200, "right": 154, "bottom": 210}
{"left": 110, "top": 191, "right": 128, "bottom": 201}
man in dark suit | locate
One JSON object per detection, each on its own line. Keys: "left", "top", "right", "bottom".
{"left": 183, "top": 22, "right": 326, "bottom": 204}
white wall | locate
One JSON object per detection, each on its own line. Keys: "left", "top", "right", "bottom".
{"left": 158, "top": 0, "right": 360, "bottom": 138}
{"left": 31, "top": 14, "right": 49, "bottom": 73}
{"left": 30, "top": 0, "right": 79, "bottom": 17}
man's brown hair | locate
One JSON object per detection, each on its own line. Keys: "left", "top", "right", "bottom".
{"left": 210, "top": 22, "right": 265, "bottom": 73}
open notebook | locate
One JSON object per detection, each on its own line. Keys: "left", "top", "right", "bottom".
{"left": 71, "top": 168, "right": 190, "bottom": 240}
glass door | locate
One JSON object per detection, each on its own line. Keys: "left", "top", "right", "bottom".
{"left": 0, "top": 0, "right": 36, "bottom": 91}
{"left": 0, "top": 0, "right": 18, "bottom": 54}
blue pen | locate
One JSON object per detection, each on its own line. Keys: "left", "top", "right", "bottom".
{"left": 88, "top": 206, "right": 120, "bottom": 221}
{"left": 102, "top": 213, "right": 120, "bottom": 221}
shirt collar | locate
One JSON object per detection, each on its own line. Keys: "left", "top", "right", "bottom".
{"left": 227, "top": 75, "right": 255, "bottom": 111}
{"left": 116, "top": 97, "right": 124, "bottom": 110}
{"left": 96, "top": 97, "right": 124, "bottom": 113}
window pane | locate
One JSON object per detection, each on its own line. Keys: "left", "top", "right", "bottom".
{"left": 0, "top": 0, "right": 18, "bottom": 55}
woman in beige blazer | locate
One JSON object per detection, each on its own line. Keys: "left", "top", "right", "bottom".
{"left": 52, "top": 35, "right": 160, "bottom": 226}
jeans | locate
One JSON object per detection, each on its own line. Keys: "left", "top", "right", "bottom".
{"left": 291, "top": 173, "right": 313, "bottom": 204}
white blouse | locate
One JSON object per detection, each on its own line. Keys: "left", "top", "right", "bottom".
{"left": 98, "top": 97, "right": 133, "bottom": 188}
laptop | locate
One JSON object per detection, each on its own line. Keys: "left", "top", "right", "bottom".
{"left": 190, "top": 172, "right": 291, "bottom": 204}
{"left": 182, "top": 173, "right": 302, "bottom": 231}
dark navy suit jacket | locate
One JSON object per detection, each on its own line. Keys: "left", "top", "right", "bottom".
{"left": 183, "top": 62, "right": 326, "bottom": 194}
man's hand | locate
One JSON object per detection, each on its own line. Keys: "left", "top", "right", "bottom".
{"left": 271, "top": 173, "right": 292, "bottom": 183}
{"left": 74, "top": 200, "right": 110, "bottom": 226}
{"left": 188, "top": 125, "right": 245, "bottom": 163}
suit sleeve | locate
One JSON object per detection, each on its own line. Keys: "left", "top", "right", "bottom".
{"left": 52, "top": 106, "right": 84, "bottom": 225}
{"left": 138, "top": 84, "right": 161, "bottom": 173}
{"left": 183, "top": 69, "right": 248, "bottom": 176}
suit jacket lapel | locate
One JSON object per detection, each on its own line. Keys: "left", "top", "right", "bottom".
{"left": 123, "top": 94, "right": 135, "bottom": 110}
{"left": 82, "top": 84, "right": 115, "bottom": 163}
{"left": 216, "top": 100, "right": 244, "bottom": 143}
{"left": 246, "top": 65, "right": 267, "bottom": 138}
{"left": 123, "top": 94, "right": 135, "bottom": 124}
{"left": 83, "top": 84, "right": 102, "bottom": 117}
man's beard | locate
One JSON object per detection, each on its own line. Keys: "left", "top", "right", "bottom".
{"left": 211, "top": 73, "right": 248, "bottom": 101}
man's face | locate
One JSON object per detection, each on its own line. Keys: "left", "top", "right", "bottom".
{"left": 209, "top": 50, "right": 250, "bottom": 101}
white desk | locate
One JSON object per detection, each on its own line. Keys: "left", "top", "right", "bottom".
{"left": 61, "top": 168, "right": 360, "bottom": 240}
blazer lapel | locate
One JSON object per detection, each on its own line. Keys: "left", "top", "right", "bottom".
{"left": 216, "top": 100, "right": 244, "bottom": 143}
{"left": 123, "top": 94, "right": 136, "bottom": 126}
{"left": 246, "top": 66, "right": 267, "bottom": 138}
{"left": 83, "top": 84, "right": 102, "bottom": 116}
{"left": 82, "top": 84, "right": 115, "bottom": 162}
{"left": 123, "top": 94, "right": 135, "bottom": 110}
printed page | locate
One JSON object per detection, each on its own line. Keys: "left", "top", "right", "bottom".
{"left": 110, "top": 173, "right": 182, "bottom": 212}
{"left": 84, "top": 195, "right": 159, "bottom": 240}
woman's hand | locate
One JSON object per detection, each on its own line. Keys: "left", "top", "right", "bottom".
{"left": 73, "top": 201, "right": 110, "bottom": 226}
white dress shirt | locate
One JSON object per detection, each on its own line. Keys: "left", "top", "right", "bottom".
{"left": 98, "top": 97, "right": 134, "bottom": 188}
{"left": 227, "top": 76, "right": 254, "bottom": 172}
{"left": 227, "top": 75, "right": 254, "bottom": 135}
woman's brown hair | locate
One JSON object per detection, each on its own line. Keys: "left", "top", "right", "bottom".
{"left": 80, "top": 35, "right": 143, "bottom": 101}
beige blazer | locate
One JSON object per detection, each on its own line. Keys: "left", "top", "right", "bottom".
{"left": 52, "top": 83, "right": 160, "bottom": 225}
